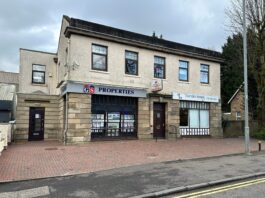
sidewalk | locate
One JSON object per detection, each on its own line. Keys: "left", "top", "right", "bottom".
{"left": 0, "top": 151, "right": 265, "bottom": 197}
{"left": 0, "top": 138, "right": 262, "bottom": 182}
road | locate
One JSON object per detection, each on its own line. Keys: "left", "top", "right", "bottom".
{"left": 169, "top": 177, "right": 265, "bottom": 198}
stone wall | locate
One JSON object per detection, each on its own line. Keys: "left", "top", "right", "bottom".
{"left": 15, "top": 93, "right": 59, "bottom": 140}
{"left": 210, "top": 102, "right": 223, "bottom": 137}
{"left": 66, "top": 93, "right": 91, "bottom": 144}
{"left": 138, "top": 96, "right": 179, "bottom": 139}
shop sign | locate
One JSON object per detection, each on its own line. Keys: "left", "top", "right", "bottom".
{"left": 83, "top": 84, "right": 95, "bottom": 94}
{"left": 151, "top": 79, "right": 163, "bottom": 92}
{"left": 172, "top": 92, "right": 219, "bottom": 103}
{"left": 61, "top": 81, "right": 147, "bottom": 98}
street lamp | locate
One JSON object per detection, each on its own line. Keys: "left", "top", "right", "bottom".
{"left": 243, "top": 0, "right": 250, "bottom": 154}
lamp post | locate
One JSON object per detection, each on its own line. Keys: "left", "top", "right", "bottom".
{"left": 243, "top": 0, "right": 250, "bottom": 154}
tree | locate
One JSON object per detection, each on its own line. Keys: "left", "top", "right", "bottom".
{"left": 226, "top": 0, "right": 265, "bottom": 123}
{"left": 221, "top": 33, "right": 258, "bottom": 117}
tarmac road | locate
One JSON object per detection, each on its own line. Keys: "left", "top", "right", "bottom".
{"left": 169, "top": 177, "right": 265, "bottom": 198}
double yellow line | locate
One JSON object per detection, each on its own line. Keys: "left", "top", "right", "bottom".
{"left": 174, "top": 177, "right": 265, "bottom": 198}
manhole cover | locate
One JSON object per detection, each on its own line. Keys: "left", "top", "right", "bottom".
{"left": 45, "top": 147, "right": 58, "bottom": 151}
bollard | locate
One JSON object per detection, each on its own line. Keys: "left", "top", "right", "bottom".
{"left": 258, "top": 141, "right": 261, "bottom": 151}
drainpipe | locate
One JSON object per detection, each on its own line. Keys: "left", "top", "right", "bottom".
{"left": 64, "top": 38, "right": 71, "bottom": 145}
{"left": 64, "top": 93, "right": 69, "bottom": 145}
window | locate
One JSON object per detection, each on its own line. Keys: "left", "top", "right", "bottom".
{"left": 236, "top": 112, "right": 241, "bottom": 120}
{"left": 125, "top": 51, "right": 138, "bottom": 75}
{"left": 179, "top": 60, "right": 189, "bottom": 81}
{"left": 92, "top": 44, "right": 107, "bottom": 71}
{"left": 32, "top": 64, "right": 45, "bottom": 84}
{"left": 179, "top": 101, "right": 209, "bottom": 128}
{"left": 154, "top": 56, "right": 165, "bottom": 79}
{"left": 200, "top": 64, "right": 209, "bottom": 84}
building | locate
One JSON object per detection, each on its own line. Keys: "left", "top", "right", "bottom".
{"left": 0, "top": 71, "right": 18, "bottom": 123}
{"left": 16, "top": 15, "right": 223, "bottom": 143}
{"left": 226, "top": 84, "right": 246, "bottom": 121}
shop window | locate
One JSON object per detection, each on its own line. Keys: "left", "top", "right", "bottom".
{"left": 154, "top": 56, "right": 165, "bottom": 79}
{"left": 179, "top": 101, "right": 209, "bottom": 128}
{"left": 179, "top": 60, "right": 189, "bottom": 81}
{"left": 32, "top": 64, "right": 45, "bottom": 84}
{"left": 91, "top": 95, "right": 137, "bottom": 138}
{"left": 125, "top": 51, "right": 138, "bottom": 75}
{"left": 200, "top": 64, "right": 209, "bottom": 84}
{"left": 180, "top": 109, "right": 188, "bottom": 127}
{"left": 92, "top": 44, "right": 107, "bottom": 71}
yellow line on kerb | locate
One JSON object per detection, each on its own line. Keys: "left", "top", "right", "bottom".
{"left": 173, "top": 177, "right": 265, "bottom": 198}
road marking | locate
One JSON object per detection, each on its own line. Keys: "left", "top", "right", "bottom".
{"left": 174, "top": 177, "right": 265, "bottom": 198}
{"left": 0, "top": 186, "right": 50, "bottom": 198}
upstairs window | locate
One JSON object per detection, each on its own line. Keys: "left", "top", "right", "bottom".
{"left": 92, "top": 44, "right": 107, "bottom": 71}
{"left": 125, "top": 51, "right": 138, "bottom": 75}
{"left": 154, "top": 56, "right": 165, "bottom": 79}
{"left": 200, "top": 64, "right": 209, "bottom": 84}
{"left": 32, "top": 64, "right": 45, "bottom": 84}
{"left": 179, "top": 60, "right": 189, "bottom": 81}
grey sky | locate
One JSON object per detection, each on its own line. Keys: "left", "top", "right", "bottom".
{"left": 0, "top": 0, "right": 231, "bottom": 72}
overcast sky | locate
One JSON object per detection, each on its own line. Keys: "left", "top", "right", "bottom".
{"left": 0, "top": 0, "right": 231, "bottom": 73}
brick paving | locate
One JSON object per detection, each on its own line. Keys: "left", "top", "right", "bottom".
{"left": 0, "top": 138, "right": 262, "bottom": 182}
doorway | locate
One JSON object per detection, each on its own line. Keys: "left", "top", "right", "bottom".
{"left": 153, "top": 103, "right": 165, "bottom": 138}
{"left": 29, "top": 107, "right": 45, "bottom": 141}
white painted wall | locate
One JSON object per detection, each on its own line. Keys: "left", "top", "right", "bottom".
{"left": 19, "top": 49, "right": 57, "bottom": 95}
{"left": 69, "top": 34, "right": 221, "bottom": 97}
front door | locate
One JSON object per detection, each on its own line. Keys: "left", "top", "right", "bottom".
{"left": 153, "top": 103, "right": 165, "bottom": 138}
{"left": 29, "top": 107, "right": 45, "bottom": 141}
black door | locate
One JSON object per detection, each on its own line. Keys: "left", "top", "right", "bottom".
{"left": 29, "top": 107, "right": 45, "bottom": 141}
{"left": 153, "top": 103, "right": 165, "bottom": 138}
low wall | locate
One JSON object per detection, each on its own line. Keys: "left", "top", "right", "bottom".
{"left": 223, "top": 120, "right": 260, "bottom": 137}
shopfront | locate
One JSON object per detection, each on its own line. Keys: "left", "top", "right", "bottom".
{"left": 173, "top": 92, "right": 220, "bottom": 136}
{"left": 60, "top": 81, "right": 147, "bottom": 141}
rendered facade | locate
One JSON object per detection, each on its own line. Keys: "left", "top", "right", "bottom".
{"left": 16, "top": 15, "right": 223, "bottom": 143}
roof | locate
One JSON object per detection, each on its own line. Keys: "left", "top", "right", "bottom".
{"left": 64, "top": 16, "right": 223, "bottom": 63}
{"left": 0, "top": 84, "right": 16, "bottom": 101}
{"left": 227, "top": 83, "right": 244, "bottom": 104}
{"left": 0, "top": 71, "right": 19, "bottom": 84}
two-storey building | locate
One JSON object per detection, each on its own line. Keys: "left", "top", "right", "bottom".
{"left": 16, "top": 15, "right": 223, "bottom": 143}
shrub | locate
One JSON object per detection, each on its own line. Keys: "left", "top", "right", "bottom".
{"left": 252, "top": 128, "right": 265, "bottom": 140}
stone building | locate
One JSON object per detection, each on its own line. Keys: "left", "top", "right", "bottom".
{"left": 16, "top": 15, "right": 223, "bottom": 143}
{"left": 227, "top": 84, "right": 245, "bottom": 121}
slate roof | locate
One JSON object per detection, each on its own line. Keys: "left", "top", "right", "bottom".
{"left": 0, "top": 71, "right": 19, "bottom": 84}
{"left": 0, "top": 84, "right": 16, "bottom": 101}
{"left": 64, "top": 16, "right": 222, "bottom": 62}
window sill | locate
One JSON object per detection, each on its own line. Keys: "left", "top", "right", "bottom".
{"left": 89, "top": 70, "right": 110, "bottom": 74}
{"left": 178, "top": 81, "right": 191, "bottom": 84}
{"left": 124, "top": 74, "right": 141, "bottom": 78}
{"left": 200, "top": 83, "right": 210, "bottom": 86}
{"left": 31, "top": 83, "right": 47, "bottom": 87}
{"left": 153, "top": 78, "right": 167, "bottom": 81}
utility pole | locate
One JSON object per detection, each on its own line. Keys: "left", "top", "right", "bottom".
{"left": 243, "top": 0, "right": 250, "bottom": 154}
